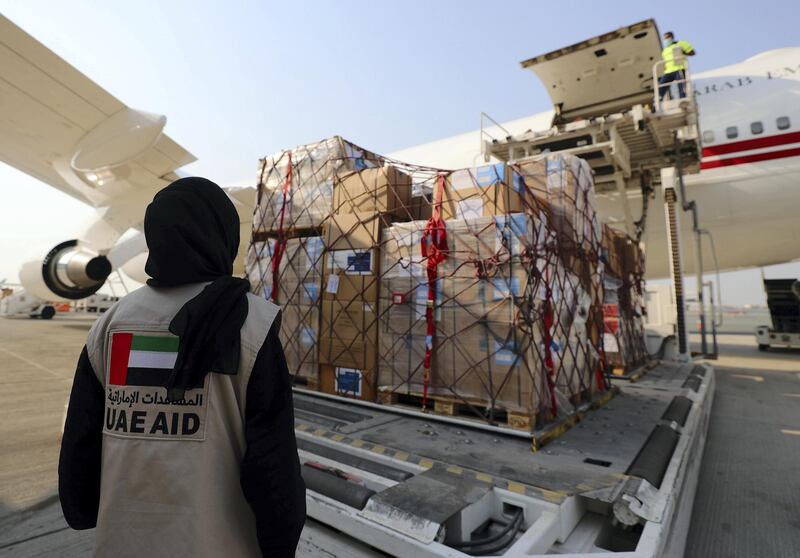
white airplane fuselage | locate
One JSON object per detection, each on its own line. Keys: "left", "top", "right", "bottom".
{"left": 622, "top": 47, "right": 800, "bottom": 278}
{"left": 391, "top": 47, "right": 800, "bottom": 279}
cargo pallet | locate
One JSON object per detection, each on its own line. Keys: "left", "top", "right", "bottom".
{"left": 375, "top": 385, "right": 619, "bottom": 447}
{"left": 293, "top": 360, "right": 714, "bottom": 557}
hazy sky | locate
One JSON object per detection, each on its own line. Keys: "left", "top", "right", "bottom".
{"left": 1, "top": 0, "right": 798, "bottom": 304}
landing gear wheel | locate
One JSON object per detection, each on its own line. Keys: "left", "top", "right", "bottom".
{"left": 40, "top": 305, "right": 56, "bottom": 320}
{"left": 757, "top": 344, "right": 769, "bottom": 352}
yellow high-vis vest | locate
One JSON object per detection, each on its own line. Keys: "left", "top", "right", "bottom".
{"left": 662, "top": 40, "right": 693, "bottom": 73}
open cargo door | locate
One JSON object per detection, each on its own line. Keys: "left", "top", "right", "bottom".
{"left": 521, "top": 19, "right": 662, "bottom": 123}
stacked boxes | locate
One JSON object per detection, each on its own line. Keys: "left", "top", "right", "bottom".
{"left": 254, "top": 137, "right": 383, "bottom": 234}
{"left": 601, "top": 225, "right": 648, "bottom": 373}
{"left": 247, "top": 137, "right": 625, "bottom": 431}
{"left": 246, "top": 237, "right": 323, "bottom": 382}
{"left": 318, "top": 167, "right": 412, "bottom": 401}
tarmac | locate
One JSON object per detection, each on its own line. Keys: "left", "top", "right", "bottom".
{"left": 0, "top": 315, "right": 797, "bottom": 556}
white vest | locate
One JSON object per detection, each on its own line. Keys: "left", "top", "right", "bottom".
{"left": 85, "top": 284, "right": 280, "bottom": 558}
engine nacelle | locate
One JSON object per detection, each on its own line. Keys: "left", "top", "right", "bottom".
{"left": 19, "top": 240, "right": 112, "bottom": 301}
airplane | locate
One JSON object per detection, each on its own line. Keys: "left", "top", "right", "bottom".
{"left": 1, "top": 13, "right": 798, "bottom": 307}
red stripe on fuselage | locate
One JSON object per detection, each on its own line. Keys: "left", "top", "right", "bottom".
{"left": 109, "top": 332, "right": 133, "bottom": 385}
{"left": 702, "top": 131, "right": 800, "bottom": 157}
{"left": 700, "top": 146, "right": 800, "bottom": 170}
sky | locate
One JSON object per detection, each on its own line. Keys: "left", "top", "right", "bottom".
{"left": 0, "top": 0, "right": 798, "bottom": 304}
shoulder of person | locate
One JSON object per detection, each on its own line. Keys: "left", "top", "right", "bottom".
{"left": 245, "top": 292, "right": 281, "bottom": 324}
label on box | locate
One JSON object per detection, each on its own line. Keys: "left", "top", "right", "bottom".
{"left": 456, "top": 199, "right": 483, "bottom": 219}
{"left": 603, "top": 333, "right": 619, "bottom": 352}
{"left": 493, "top": 340, "right": 519, "bottom": 366}
{"left": 347, "top": 252, "right": 372, "bottom": 273}
{"left": 328, "top": 250, "right": 374, "bottom": 275}
{"left": 300, "top": 326, "right": 316, "bottom": 347}
{"left": 475, "top": 163, "right": 504, "bottom": 187}
{"left": 303, "top": 281, "right": 320, "bottom": 302}
{"left": 450, "top": 169, "right": 475, "bottom": 191}
{"left": 492, "top": 277, "right": 521, "bottom": 300}
{"left": 494, "top": 213, "right": 529, "bottom": 255}
{"left": 325, "top": 275, "right": 340, "bottom": 294}
{"left": 304, "top": 237, "right": 324, "bottom": 270}
{"left": 335, "top": 367, "right": 362, "bottom": 397}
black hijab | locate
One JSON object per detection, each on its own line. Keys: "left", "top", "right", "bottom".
{"left": 144, "top": 177, "right": 250, "bottom": 401}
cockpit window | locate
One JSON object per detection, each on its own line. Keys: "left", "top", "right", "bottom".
{"left": 777, "top": 116, "right": 791, "bottom": 130}
{"left": 750, "top": 121, "right": 764, "bottom": 135}
{"left": 725, "top": 126, "right": 738, "bottom": 139}
{"left": 702, "top": 130, "right": 715, "bottom": 144}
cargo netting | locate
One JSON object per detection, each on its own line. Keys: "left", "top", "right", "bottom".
{"left": 248, "top": 136, "right": 634, "bottom": 431}
{"left": 601, "top": 225, "right": 648, "bottom": 374}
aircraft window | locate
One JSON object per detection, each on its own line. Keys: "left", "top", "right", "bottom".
{"left": 750, "top": 121, "right": 764, "bottom": 135}
{"left": 777, "top": 116, "right": 791, "bottom": 130}
{"left": 702, "top": 130, "right": 715, "bottom": 144}
{"left": 725, "top": 126, "right": 738, "bottom": 139}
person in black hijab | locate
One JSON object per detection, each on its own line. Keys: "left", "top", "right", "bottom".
{"left": 144, "top": 177, "right": 251, "bottom": 401}
{"left": 58, "top": 177, "right": 306, "bottom": 557}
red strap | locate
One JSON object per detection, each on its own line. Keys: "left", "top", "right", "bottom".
{"left": 270, "top": 153, "right": 293, "bottom": 302}
{"left": 419, "top": 174, "right": 448, "bottom": 410}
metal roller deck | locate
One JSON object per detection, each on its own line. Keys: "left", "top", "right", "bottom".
{"left": 293, "top": 360, "right": 714, "bottom": 557}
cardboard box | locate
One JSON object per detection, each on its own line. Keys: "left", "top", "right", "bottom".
{"left": 280, "top": 304, "right": 320, "bottom": 381}
{"left": 408, "top": 194, "right": 432, "bottom": 221}
{"left": 319, "top": 302, "right": 378, "bottom": 370}
{"left": 515, "top": 154, "right": 600, "bottom": 254}
{"left": 433, "top": 318, "right": 541, "bottom": 413}
{"left": 441, "top": 163, "right": 526, "bottom": 220}
{"left": 246, "top": 237, "right": 323, "bottom": 304}
{"left": 255, "top": 136, "right": 383, "bottom": 233}
{"left": 333, "top": 166, "right": 412, "bottom": 218}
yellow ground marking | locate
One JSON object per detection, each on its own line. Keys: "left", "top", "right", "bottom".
{"left": 312, "top": 428, "right": 326, "bottom": 437}
{"left": 782, "top": 394, "right": 800, "bottom": 398}
{"left": 507, "top": 482, "right": 526, "bottom": 494}
{"left": 475, "top": 472, "right": 493, "bottom": 483}
{"left": 331, "top": 434, "right": 345, "bottom": 442}
{"left": 419, "top": 458, "right": 434, "bottom": 469}
{"left": 393, "top": 451, "right": 409, "bottom": 461}
{"left": 732, "top": 374, "right": 764, "bottom": 383}
{"left": 446, "top": 465, "right": 463, "bottom": 475}
{"left": 296, "top": 424, "right": 311, "bottom": 431}
{"left": 781, "top": 429, "right": 800, "bottom": 436}
{"left": 351, "top": 439, "right": 365, "bottom": 448}
{"left": 371, "top": 445, "right": 386, "bottom": 455}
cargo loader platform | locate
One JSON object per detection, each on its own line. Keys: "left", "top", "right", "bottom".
{"left": 292, "top": 359, "right": 714, "bottom": 557}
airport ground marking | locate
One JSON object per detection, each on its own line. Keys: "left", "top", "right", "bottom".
{"left": 0, "top": 346, "right": 65, "bottom": 379}
{"left": 780, "top": 429, "right": 800, "bottom": 436}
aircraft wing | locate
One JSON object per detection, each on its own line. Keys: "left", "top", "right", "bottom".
{"left": 0, "top": 15, "right": 196, "bottom": 208}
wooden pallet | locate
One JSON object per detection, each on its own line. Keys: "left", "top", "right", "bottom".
{"left": 377, "top": 384, "right": 620, "bottom": 452}
{"left": 377, "top": 388, "right": 537, "bottom": 431}
{"left": 292, "top": 374, "right": 318, "bottom": 391}
{"left": 251, "top": 226, "right": 323, "bottom": 243}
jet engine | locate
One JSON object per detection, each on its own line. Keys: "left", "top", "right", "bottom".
{"left": 19, "top": 240, "right": 112, "bottom": 301}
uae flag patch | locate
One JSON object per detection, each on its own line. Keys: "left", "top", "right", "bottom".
{"left": 109, "top": 332, "right": 183, "bottom": 387}
{"left": 105, "top": 331, "right": 208, "bottom": 441}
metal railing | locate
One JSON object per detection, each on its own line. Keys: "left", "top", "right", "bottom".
{"left": 652, "top": 56, "right": 694, "bottom": 112}
{"left": 479, "top": 111, "right": 513, "bottom": 163}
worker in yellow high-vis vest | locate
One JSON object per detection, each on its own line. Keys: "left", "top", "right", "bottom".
{"left": 658, "top": 31, "right": 696, "bottom": 101}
